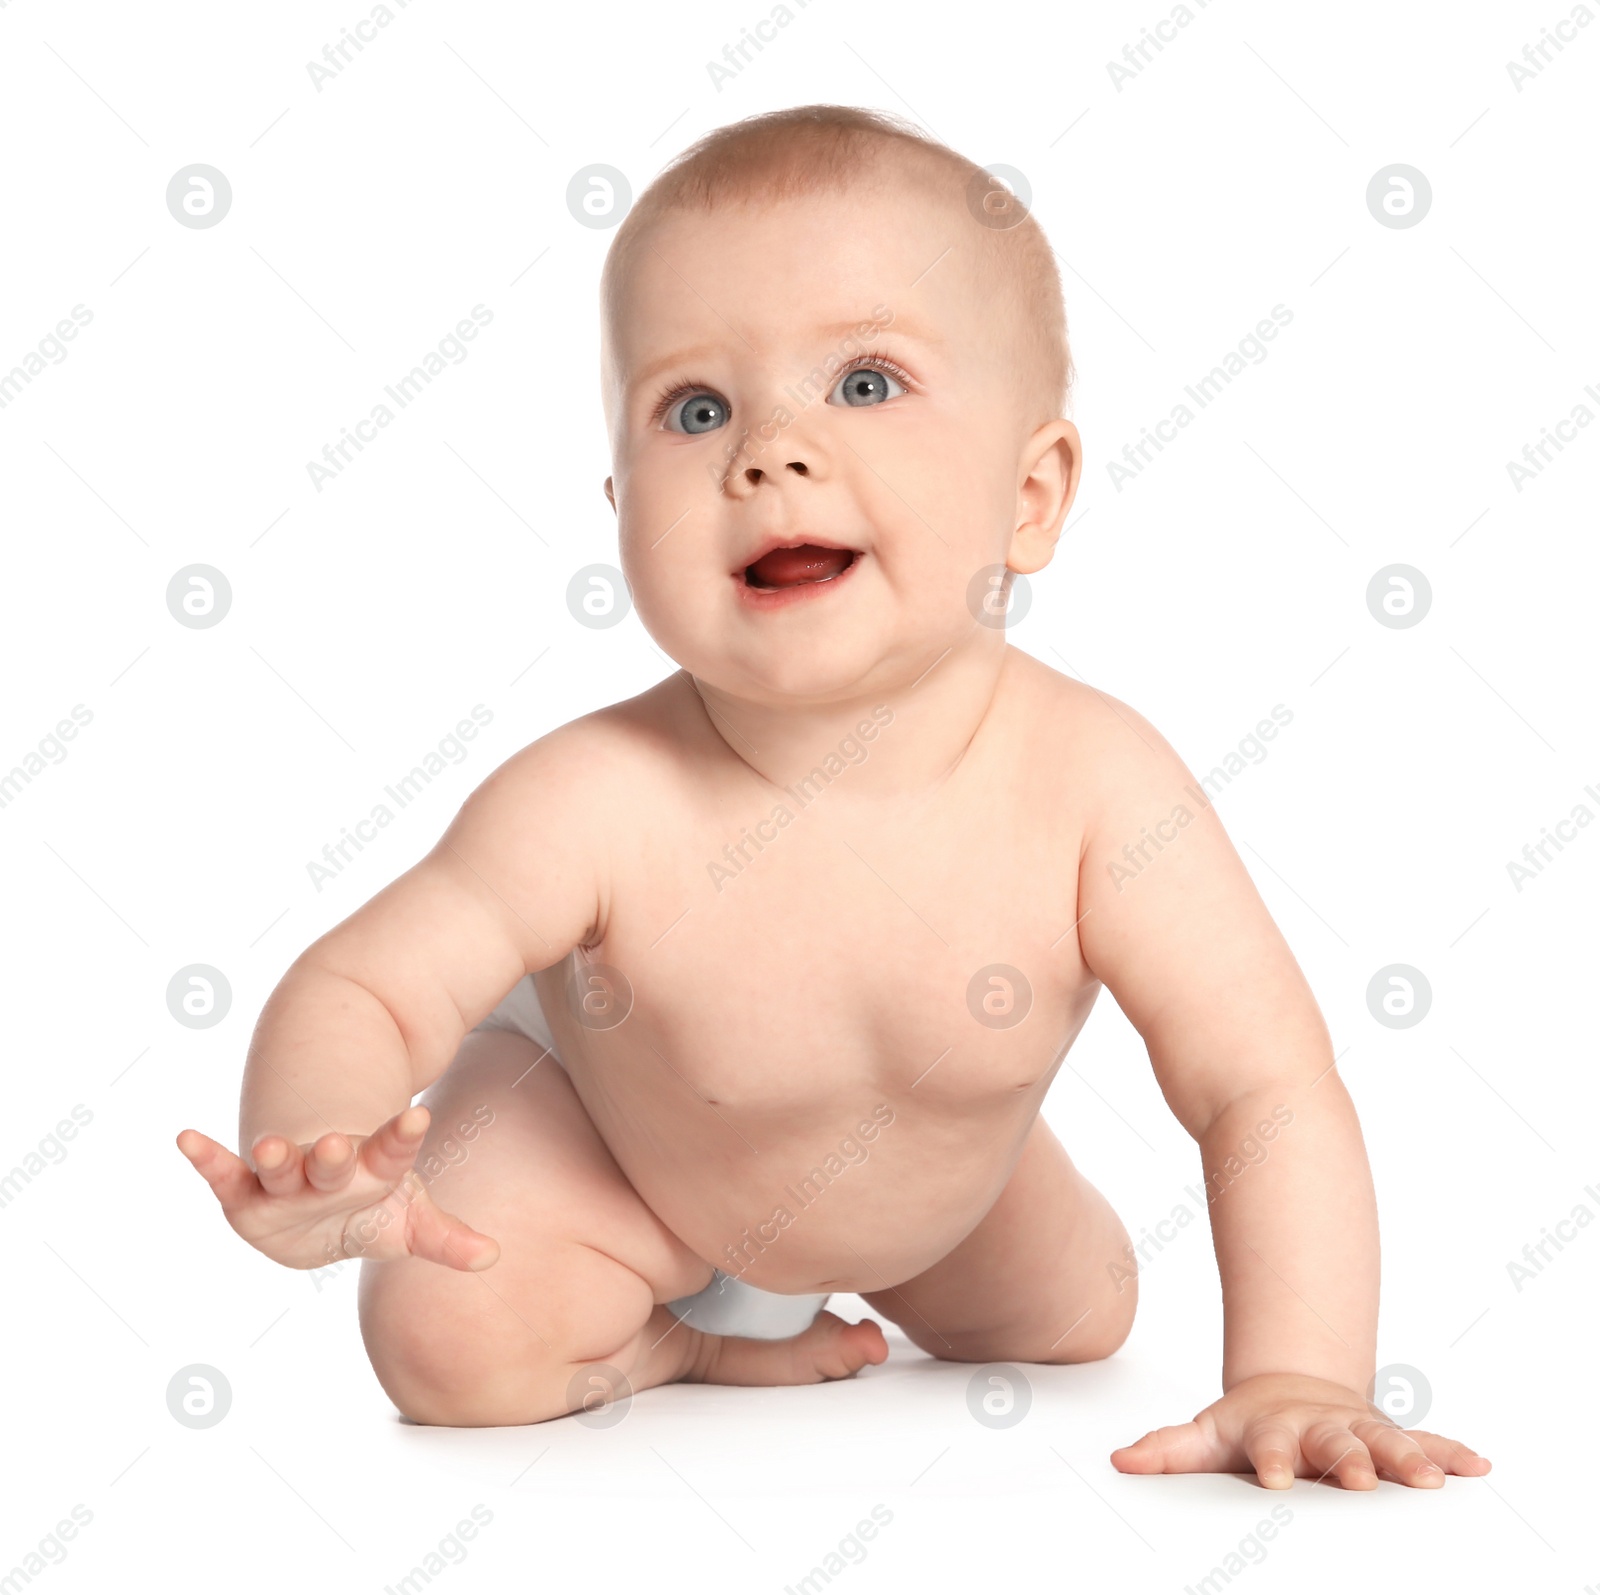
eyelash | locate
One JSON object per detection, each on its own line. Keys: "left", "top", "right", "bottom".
{"left": 649, "top": 349, "right": 916, "bottom": 426}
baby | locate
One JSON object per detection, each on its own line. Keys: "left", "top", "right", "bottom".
{"left": 180, "top": 104, "right": 1489, "bottom": 1489}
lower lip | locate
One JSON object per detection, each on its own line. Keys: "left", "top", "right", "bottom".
{"left": 734, "top": 551, "right": 862, "bottom": 611}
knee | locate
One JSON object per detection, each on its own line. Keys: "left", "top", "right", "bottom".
{"left": 360, "top": 1277, "right": 561, "bottom": 1426}
{"left": 358, "top": 1251, "right": 654, "bottom": 1427}
{"left": 916, "top": 1268, "right": 1137, "bottom": 1368}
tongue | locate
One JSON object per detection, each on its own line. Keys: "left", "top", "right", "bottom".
{"left": 745, "top": 544, "right": 854, "bottom": 589}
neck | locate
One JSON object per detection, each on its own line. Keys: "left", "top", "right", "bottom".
{"left": 686, "top": 636, "right": 1012, "bottom": 807}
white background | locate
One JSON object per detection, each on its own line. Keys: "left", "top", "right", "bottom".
{"left": 1, "top": 0, "right": 1595, "bottom": 1590}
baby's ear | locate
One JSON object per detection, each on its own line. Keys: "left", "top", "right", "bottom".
{"left": 1007, "top": 419, "right": 1081, "bottom": 575}
{"left": 603, "top": 476, "right": 617, "bottom": 513}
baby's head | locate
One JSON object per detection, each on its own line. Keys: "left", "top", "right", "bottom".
{"left": 599, "top": 105, "right": 1081, "bottom": 706}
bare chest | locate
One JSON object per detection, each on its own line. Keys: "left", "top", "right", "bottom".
{"left": 566, "top": 778, "right": 1097, "bottom": 1113}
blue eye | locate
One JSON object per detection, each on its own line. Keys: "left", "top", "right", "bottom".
{"left": 664, "top": 392, "right": 729, "bottom": 434}
{"left": 828, "top": 364, "right": 906, "bottom": 407}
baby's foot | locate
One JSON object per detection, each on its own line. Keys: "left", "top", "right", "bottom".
{"left": 684, "top": 1310, "right": 889, "bottom": 1388}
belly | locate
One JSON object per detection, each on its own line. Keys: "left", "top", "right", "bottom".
{"left": 533, "top": 919, "right": 1098, "bottom": 1292}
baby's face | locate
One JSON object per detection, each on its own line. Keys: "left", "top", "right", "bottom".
{"left": 602, "top": 178, "right": 1071, "bottom": 706}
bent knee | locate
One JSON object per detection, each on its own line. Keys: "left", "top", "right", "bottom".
{"left": 358, "top": 1244, "right": 662, "bottom": 1426}
{"left": 915, "top": 1276, "right": 1137, "bottom": 1368}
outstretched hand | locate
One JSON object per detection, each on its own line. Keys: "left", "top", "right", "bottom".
{"left": 1111, "top": 1372, "right": 1491, "bottom": 1490}
{"left": 176, "top": 1105, "right": 500, "bottom": 1273}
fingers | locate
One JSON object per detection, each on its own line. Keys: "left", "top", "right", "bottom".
{"left": 1352, "top": 1419, "right": 1443, "bottom": 1487}
{"left": 1110, "top": 1421, "right": 1216, "bottom": 1475}
{"left": 358, "top": 1104, "right": 431, "bottom": 1185}
{"left": 1301, "top": 1422, "right": 1377, "bottom": 1490}
{"left": 1408, "top": 1430, "right": 1492, "bottom": 1476}
{"left": 251, "top": 1134, "right": 307, "bottom": 1198}
{"left": 175, "top": 1130, "right": 257, "bottom": 1212}
{"left": 303, "top": 1132, "right": 359, "bottom": 1193}
{"left": 1241, "top": 1421, "right": 1300, "bottom": 1490}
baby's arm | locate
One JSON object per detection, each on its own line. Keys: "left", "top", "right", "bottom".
{"left": 1072, "top": 693, "right": 1489, "bottom": 1489}
{"left": 178, "top": 728, "right": 605, "bottom": 1271}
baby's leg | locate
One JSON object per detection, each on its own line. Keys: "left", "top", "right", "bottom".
{"left": 860, "top": 1114, "right": 1136, "bottom": 1365}
{"left": 359, "top": 1029, "right": 884, "bottom": 1425}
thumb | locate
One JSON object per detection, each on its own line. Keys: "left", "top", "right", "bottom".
{"left": 1111, "top": 1419, "right": 1220, "bottom": 1475}
{"left": 176, "top": 1129, "right": 256, "bottom": 1213}
{"left": 400, "top": 1179, "right": 501, "bottom": 1272}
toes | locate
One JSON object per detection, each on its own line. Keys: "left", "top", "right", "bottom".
{"left": 800, "top": 1311, "right": 888, "bottom": 1380}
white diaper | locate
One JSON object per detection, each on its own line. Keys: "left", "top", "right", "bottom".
{"left": 472, "top": 974, "right": 832, "bottom": 1341}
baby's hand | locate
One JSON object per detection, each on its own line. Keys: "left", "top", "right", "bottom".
{"left": 1110, "top": 1372, "right": 1491, "bottom": 1490}
{"left": 176, "top": 1106, "right": 500, "bottom": 1273}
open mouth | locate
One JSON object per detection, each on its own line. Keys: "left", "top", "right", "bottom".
{"left": 741, "top": 543, "right": 859, "bottom": 590}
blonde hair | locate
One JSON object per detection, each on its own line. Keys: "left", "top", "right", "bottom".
{"left": 601, "top": 104, "right": 1073, "bottom": 426}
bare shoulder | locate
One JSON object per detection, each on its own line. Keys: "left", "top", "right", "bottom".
{"left": 1000, "top": 647, "right": 1192, "bottom": 825}
{"left": 464, "top": 670, "right": 699, "bottom": 826}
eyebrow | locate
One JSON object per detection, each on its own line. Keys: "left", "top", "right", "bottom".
{"left": 628, "top": 319, "right": 944, "bottom": 391}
